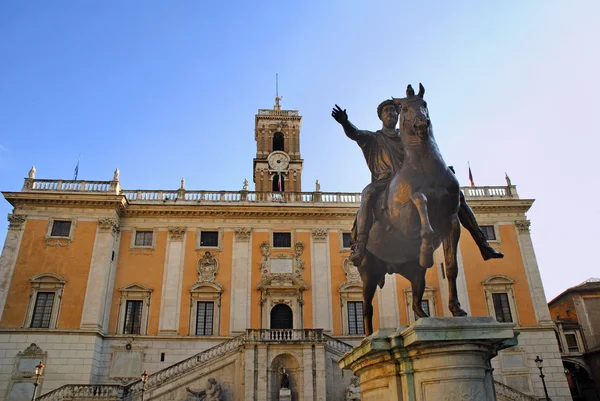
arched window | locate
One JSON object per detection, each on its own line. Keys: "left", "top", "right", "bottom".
{"left": 272, "top": 132, "right": 284, "bottom": 151}
{"left": 270, "top": 304, "right": 293, "bottom": 329}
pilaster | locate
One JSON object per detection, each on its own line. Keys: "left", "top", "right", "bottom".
{"left": 514, "top": 220, "right": 553, "bottom": 325}
{"left": 158, "top": 227, "right": 187, "bottom": 335}
{"left": 302, "top": 347, "right": 314, "bottom": 401}
{"left": 0, "top": 214, "right": 27, "bottom": 320}
{"left": 377, "top": 274, "right": 400, "bottom": 328}
{"left": 80, "top": 218, "right": 120, "bottom": 331}
{"left": 310, "top": 229, "right": 333, "bottom": 332}
{"left": 230, "top": 228, "right": 252, "bottom": 334}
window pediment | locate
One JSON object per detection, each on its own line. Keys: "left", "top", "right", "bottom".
{"left": 30, "top": 273, "right": 66, "bottom": 285}
{"left": 190, "top": 281, "right": 223, "bottom": 294}
{"left": 119, "top": 282, "right": 153, "bottom": 294}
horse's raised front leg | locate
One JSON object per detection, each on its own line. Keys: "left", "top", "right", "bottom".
{"left": 443, "top": 216, "right": 468, "bottom": 317}
{"left": 410, "top": 192, "right": 435, "bottom": 268}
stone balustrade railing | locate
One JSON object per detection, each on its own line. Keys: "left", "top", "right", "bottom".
{"left": 246, "top": 328, "right": 324, "bottom": 342}
{"left": 36, "top": 385, "right": 125, "bottom": 401}
{"left": 257, "top": 109, "right": 299, "bottom": 117}
{"left": 20, "top": 178, "right": 519, "bottom": 202}
{"left": 493, "top": 380, "right": 537, "bottom": 401}
{"left": 323, "top": 334, "right": 354, "bottom": 355}
{"left": 127, "top": 334, "right": 246, "bottom": 395}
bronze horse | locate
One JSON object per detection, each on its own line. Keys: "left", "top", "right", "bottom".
{"left": 356, "top": 84, "right": 468, "bottom": 335}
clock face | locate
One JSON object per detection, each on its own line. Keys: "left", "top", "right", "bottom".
{"left": 267, "top": 151, "right": 290, "bottom": 170}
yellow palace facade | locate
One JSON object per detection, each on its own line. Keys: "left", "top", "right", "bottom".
{"left": 0, "top": 100, "right": 571, "bottom": 401}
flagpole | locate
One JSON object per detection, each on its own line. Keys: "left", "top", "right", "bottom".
{"left": 73, "top": 154, "right": 81, "bottom": 181}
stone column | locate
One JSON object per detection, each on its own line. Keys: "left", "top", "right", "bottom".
{"left": 0, "top": 215, "right": 27, "bottom": 319}
{"left": 158, "top": 227, "right": 187, "bottom": 335}
{"left": 377, "top": 274, "right": 400, "bottom": 327}
{"left": 255, "top": 345, "right": 268, "bottom": 401}
{"left": 514, "top": 220, "right": 553, "bottom": 325}
{"left": 314, "top": 344, "right": 327, "bottom": 401}
{"left": 243, "top": 346, "right": 256, "bottom": 400}
{"left": 230, "top": 228, "right": 252, "bottom": 334}
{"left": 80, "top": 218, "right": 120, "bottom": 331}
{"left": 310, "top": 229, "right": 333, "bottom": 332}
{"left": 339, "top": 317, "right": 517, "bottom": 401}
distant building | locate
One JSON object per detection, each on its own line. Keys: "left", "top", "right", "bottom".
{"left": 0, "top": 98, "right": 572, "bottom": 401}
{"left": 549, "top": 278, "right": 600, "bottom": 400}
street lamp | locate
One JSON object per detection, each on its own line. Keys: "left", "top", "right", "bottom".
{"left": 140, "top": 370, "right": 149, "bottom": 401}
{"left": 535, "top": 355, "right": 550, "bottom": 401}
{"left": 31, "top": 361, "right": 45, "bottom": 401}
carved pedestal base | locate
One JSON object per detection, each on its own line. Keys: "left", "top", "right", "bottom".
{"left": 278, "top": 388, "right": 292, "bottom": 401}
{"left": 339, "top": 317, "right": 517, "bottom": 401}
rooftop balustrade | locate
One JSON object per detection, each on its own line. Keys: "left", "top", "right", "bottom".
{"left": 19, "top": 177, "right": 519, "bottom": 204}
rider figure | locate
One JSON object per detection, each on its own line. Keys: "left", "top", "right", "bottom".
{"left": 332, "top": 100, "right": 503, "bottom": 266}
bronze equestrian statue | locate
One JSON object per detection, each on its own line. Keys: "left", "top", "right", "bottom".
{"left": 332, "top": 84, "right": 503, "bottom": 335}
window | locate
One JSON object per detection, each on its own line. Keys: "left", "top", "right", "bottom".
{"left": 50, "top": 221, "right": 71, "bottom": 237}
{"left": 347, "top": 301, "right": 365, "bottom": 335}
{"left": 25, "top": 273, "right": 66, "bottom": 329}
{"left": 123, "top": 300, "right": 143, "bottom": 334}
{"left": 189, "top": 282, "right": 223, "bottom": 336}
{"left": 483, "top": 275, "right": 519, "bottom": 326}
{"left": 481, "top": 225, "right": 496, "bottom": 241}
{"left": 414, "top": 300, "right": 430, "bottom": 321}
{"left": 492, "top": 293, "right": 513, "bottom": 322}
{"left": 200, "top": 231, "right": 219, "bottom": 247}
{"left": 195, "top": 302, "right": 214, "bottom": 336}
{"left": 30, "top": 292, "right": 55, "bottom": 328}
{"left": 273, "top": 232, "right": 291, "bottom": 248}
{"left": 272, "top": 132, "right": 284, "bottom": 151}
{"left": 117, "top": 283, "right": 152, "bottom": 335}
{"left": 134, "top": 231, "right": 153, "bottom": 247}
{"left": 342, "top": 233, "right": 352, "bottom": 249}
{"left": 565, "top": 333, "right": 579, "bottom": 352}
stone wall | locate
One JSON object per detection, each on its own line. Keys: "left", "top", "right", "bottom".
{"left": 491, "top": 327, "right": 572, "bottom": 401}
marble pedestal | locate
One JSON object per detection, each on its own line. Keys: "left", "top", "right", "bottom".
{"left": 278, "top": 388, "right": 292, "bottom": 401}
{"left": 339, "top": 317, "right": 517, "bottom": 401}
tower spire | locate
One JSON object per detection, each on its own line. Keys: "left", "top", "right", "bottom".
{"left": 274, "top": 73, "right": 282, "bottom": 110}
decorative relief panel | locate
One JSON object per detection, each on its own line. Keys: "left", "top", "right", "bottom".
{"left": 342, "top": 258, "right": 361, "bottom": 285}
{"left": 259, "top": 241, "right": 305, "bottom": 278}
{"left": 197, "top": 251, "right": 218, "bottom": 283}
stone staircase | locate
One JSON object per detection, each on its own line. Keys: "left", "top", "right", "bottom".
{"left": 37, "top": 334, "right": 247, "bottom": 401}
{"left": 35, "top": 331, "right": 537, "bottom": 401}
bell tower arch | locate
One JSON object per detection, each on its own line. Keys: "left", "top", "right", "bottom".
{"left": 253, "top": 96, "right": 303, "bottom": 192}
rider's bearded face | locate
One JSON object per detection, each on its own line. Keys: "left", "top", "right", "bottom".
{"left": 380, "top": 105, "right": 398, "bottom": 128}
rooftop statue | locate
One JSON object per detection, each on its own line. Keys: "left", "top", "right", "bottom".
{"left": 332, "top": 84, "right": 503, "bottom": 335}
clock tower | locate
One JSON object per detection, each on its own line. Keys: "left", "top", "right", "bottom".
{"left": 253, "top": 96, "right": 303, "bottom": 192}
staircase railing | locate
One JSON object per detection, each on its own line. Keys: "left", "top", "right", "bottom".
{"left": 494, "top": 380, "right": 538, "bottom": 401}
{"left": 127, "top": 334, "right": 246, "bottom": 395}
{"left": 323, "top": 334, "right": 354, "bottom": 355}
{"left": 35, "top": 385, "right": 125, "bottom": 401}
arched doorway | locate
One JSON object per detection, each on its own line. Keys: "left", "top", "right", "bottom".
{"left": 272, "top": 132, "right": 284, "bottom": 151}
{"left": 270, "top": 304, "right": 293, "bottom": 329}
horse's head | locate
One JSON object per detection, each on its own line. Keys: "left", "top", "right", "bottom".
{"left": 394, "top": 83, "right": 431, "bottom": 142}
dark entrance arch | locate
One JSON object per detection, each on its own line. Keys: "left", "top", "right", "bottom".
{"left": 270, "top": 304, "right": 293, "bottom": 329}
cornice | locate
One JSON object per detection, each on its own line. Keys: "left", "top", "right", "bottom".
{"left": 2, "top": 192, "right": 128, "bottom": 212}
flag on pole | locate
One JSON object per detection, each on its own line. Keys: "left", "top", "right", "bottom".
{"left": 468, "top": 162, "right": 475, "bottom": 187}
{"left": 73, "top": 154, "right": 81, "bottom": 181}
{"left": 277, "top": 171, "right": 282, "bottom": 192}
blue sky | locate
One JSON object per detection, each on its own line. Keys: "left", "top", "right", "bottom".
{"left": 1, "top": 1, "right": 598, "bottom": 300}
